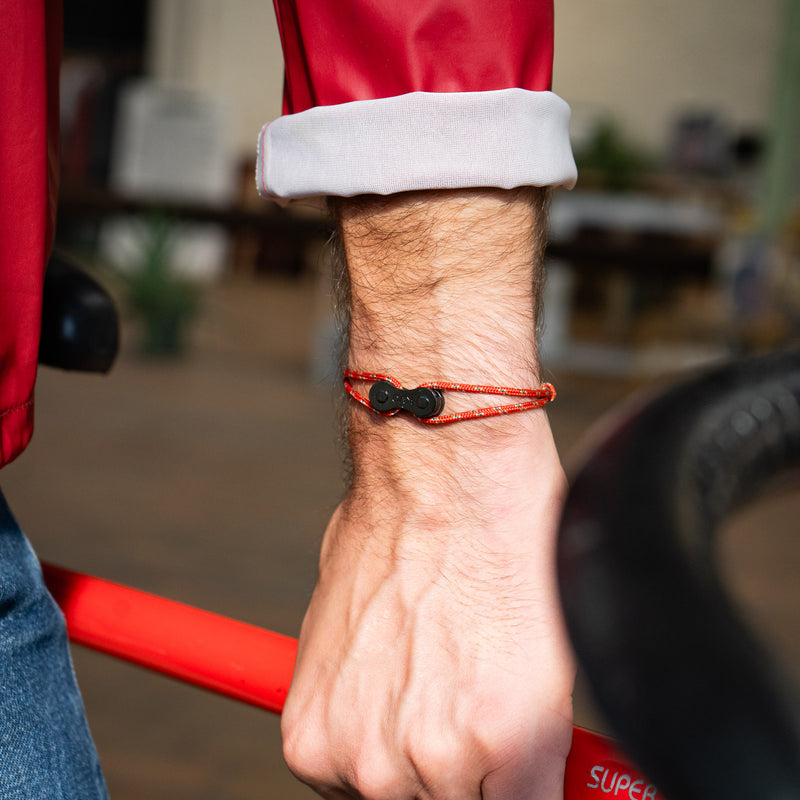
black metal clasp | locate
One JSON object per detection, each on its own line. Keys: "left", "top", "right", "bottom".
{"left": 368, "top": 381, "right": 445, "bottom": 419}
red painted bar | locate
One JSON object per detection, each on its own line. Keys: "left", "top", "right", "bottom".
{"left": 41, "top": 562, "right": 660, "bottom": 799}
{"left": 41, "top": 563, "right": 297, "bottom": 714}
{"left": 565, "top": 728, "right": 663, "bottom": 800}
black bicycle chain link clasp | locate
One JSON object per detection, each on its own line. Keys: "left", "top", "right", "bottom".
{"left": 368, "top": 381, "right": 445, "bottom": 419}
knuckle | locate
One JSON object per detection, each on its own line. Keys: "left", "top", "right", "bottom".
{"left": 281, "top": 718, "right": 326, "bottom": 783}
{"left": 283, "top": 713, "right": 409, "bottom": 798}
{"left": 351, "top": 760, "right": 405, "bottom": 800}
{"left": 405, "top": 728, "right": 475, "bottom": 791}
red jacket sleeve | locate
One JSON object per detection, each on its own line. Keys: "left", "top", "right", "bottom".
{"left": 260, "top": 1, "right": 575, "bottom": 199}
{"left": 0, "top": 0, "right": 62, "bottom": 468}
{"left": 272, "top": 0, "right": 554, "bottom": 113}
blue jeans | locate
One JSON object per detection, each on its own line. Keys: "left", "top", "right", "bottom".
{"left": 0, "top": 489, "right": 108, "bottom": 799}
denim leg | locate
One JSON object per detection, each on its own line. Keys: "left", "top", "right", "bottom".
{"left": 0, "top": 489, "right": 108, "bottom": 799}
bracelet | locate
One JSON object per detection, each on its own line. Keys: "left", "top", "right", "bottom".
{"left": 343, "top": 369, "right": 555, "bottom": 425}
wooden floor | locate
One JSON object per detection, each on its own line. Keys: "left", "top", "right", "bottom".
{"left": 3, "top": 276, "right": 797, "bottom": 799}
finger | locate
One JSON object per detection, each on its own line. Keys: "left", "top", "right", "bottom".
{"left": 479, "top": 717, "right": 571, "bottom": 800}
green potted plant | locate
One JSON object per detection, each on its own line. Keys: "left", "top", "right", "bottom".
{"left": 124, "top": 216, "right": 199, "bottom": 356}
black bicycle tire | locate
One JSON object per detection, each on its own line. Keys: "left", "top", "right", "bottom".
{"left": 557, "top": 349, "right": 800, "bottom": 800}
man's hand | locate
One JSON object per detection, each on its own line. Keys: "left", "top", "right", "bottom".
{"left": 281, "top": 189, "right": 575, "bottom": 799}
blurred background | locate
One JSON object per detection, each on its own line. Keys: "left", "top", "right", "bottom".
{"left": 2, "top": 1, "right": 799, "bottom": 797}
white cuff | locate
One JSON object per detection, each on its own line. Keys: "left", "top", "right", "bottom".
{"left": 257, "top": 89, "right": 577, "bottom": 199}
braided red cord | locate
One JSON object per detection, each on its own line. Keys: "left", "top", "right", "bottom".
{"left": 343, "top": 369, "right": 555, "bottom": 425}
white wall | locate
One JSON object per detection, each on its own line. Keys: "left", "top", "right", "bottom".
{"left": 554, "top": 0, "right": 782, "bottom": 152}
{"left": 147, "top": 0, "right": 782, "bottom": 160}
{"left": 147, "top": 0, "right": 285, "bottom": 157}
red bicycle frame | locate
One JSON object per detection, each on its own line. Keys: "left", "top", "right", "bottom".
{"left": 42, "top": 563, "right": 661, "bottom": 800}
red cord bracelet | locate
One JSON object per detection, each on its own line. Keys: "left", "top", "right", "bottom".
{"left": 343, "top": 369, "right": 555, "bottom": 425}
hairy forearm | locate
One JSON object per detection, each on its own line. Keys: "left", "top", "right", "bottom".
{"left": 335, "top": 187, "right": 547, "bottom": 381}
{"left": 332, "top": 188, "right": 558, "bottom": 523}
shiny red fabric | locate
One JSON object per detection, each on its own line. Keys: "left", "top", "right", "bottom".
{"left": 272, "top": 0, "right": 554, "bottom": 115}
{"left": 0, "top": 0, "right": 61, "bottom": 468}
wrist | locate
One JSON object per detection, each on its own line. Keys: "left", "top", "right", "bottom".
{"left": 343, "top": 406, "right": 564, "bottom": 537}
